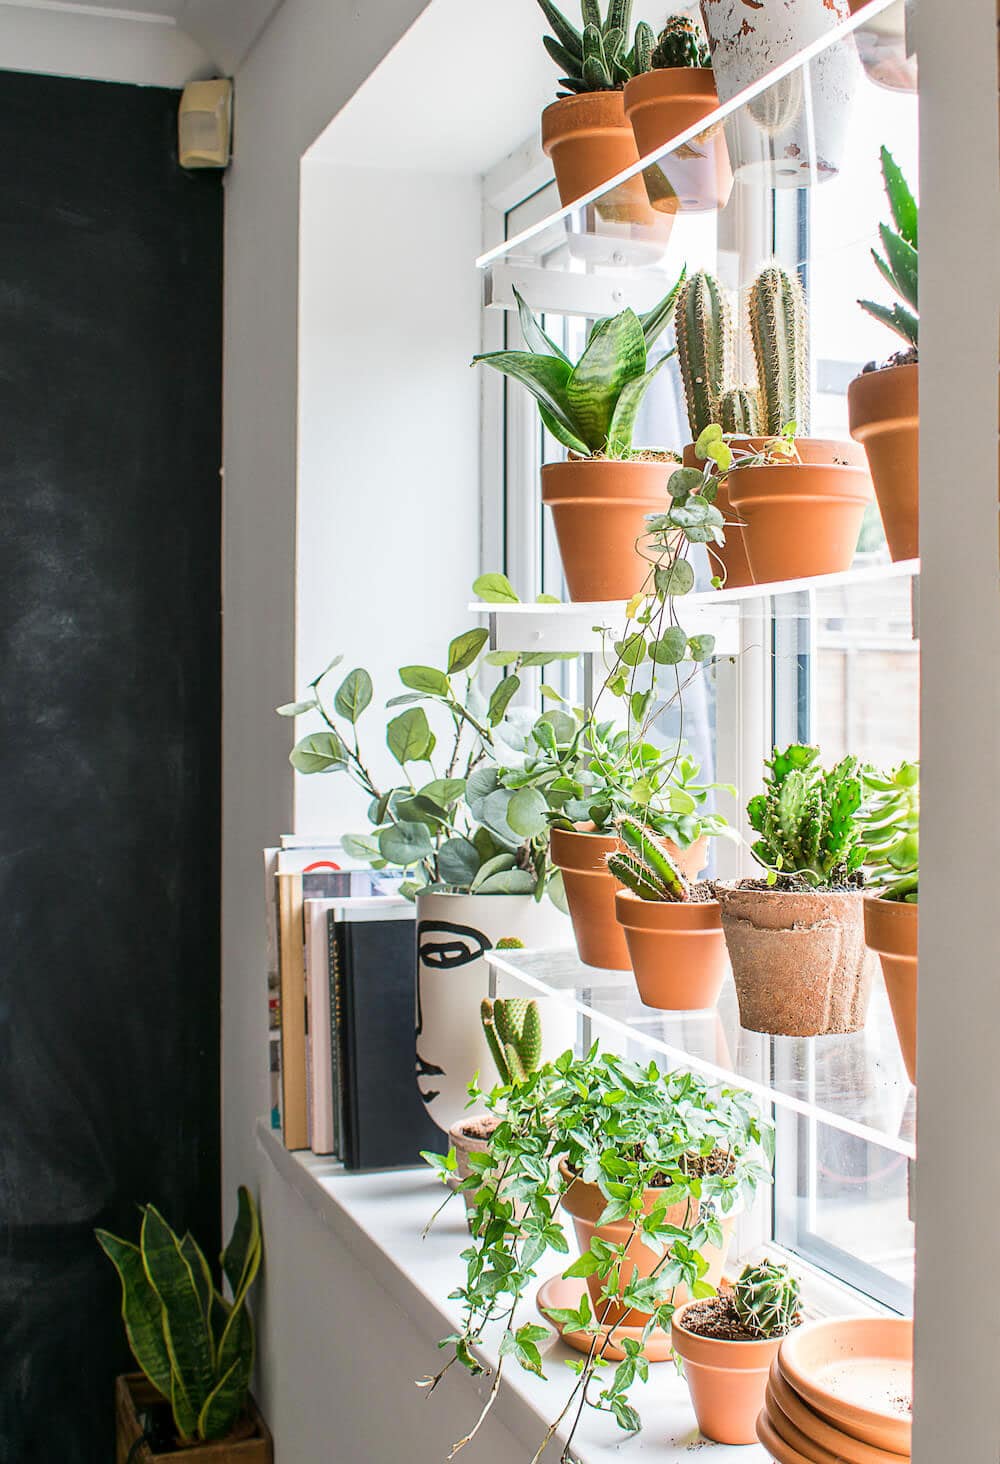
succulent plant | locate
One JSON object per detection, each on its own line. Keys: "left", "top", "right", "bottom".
{"left": 606, "top": 814, "right": 690, "bottom": 901}
{"left": 860, "top": 761, "right": 919, "bottom": 903}
{"left": 717, "top": 384, "right": 761, "bottom": 436}
{"left": 481, "top": 997, "right": 543, "bottom": 1084}
{"left": 748, "top": 744, "right": 866, "bottom": 888}
{"left": 649, "top": 14, "right": 711, "bottom": 69}
{"left": 732, "top": 1259, "right": 801, "bottom": 1338}
{"left": 495, "top": 936, "right": 526, "bottom": 950}
{"left": 748, "top": 266, "right": 810, "bottom": 436}
{"left": 859, "top": 146, "right": 918, "bottom": 353}
{"left": 676, "top": 270, "right": 732, "bottom": 442}
{"left": 536, "top": 0, "right": 655, "bottom": 97}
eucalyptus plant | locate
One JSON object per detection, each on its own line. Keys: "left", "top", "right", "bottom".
{"left": 536, "top": 0, "right": 654, "bottom": 97}
{"left": 859, "top": 147, "right": 918, "bottom": 355}
{"left": 471, "top": 275, "right": 685, "bottom": 460}
{"left": 860, "top": 761, "right": 919, "bottom": 903}
{"left": 422, "top": 1047, "right": 772, "bottom": 1461}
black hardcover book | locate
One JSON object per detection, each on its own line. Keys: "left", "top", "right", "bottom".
{"left": 327, "top": 909, "right": 441, "bottom": 1170}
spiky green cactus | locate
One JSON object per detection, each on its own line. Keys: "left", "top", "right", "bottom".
{"left": 747, "top": 744, "right": 866, "bottom": 888}
{"left": 676, "top": 270, "right": 732, "bottom": 442}
{"left": 481, "top": 998, "right": 543, "bottom": 1085}
{"left": 748, "top": 266, "right": 810, "bottom": 436}
{"left": 650, "top": 14, "right": 711, "bottom": 69}
{"left": 536, "top": 0, "right": 655, "bottom": 96}
{"left": 732, "top": 1260, "right": 800, "bottom": 1339}
{"left": 607, "top": 816, "right": 690, "bottom": 901}
{"left": 718, "top": 385, "right": 761, "bottom": 436}
{"left": 859, "top": 147, "right": 918, "bottom": 352}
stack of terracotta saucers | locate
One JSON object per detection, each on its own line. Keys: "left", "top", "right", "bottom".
{"left": 757, "top": 1317, "right": 912, "bottom": 1464}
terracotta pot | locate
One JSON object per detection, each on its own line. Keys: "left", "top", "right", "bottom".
{"left": 725, "top": 444, "right": 873, "bottom": 583}
{"left": 615, "top": 891, "right": 726, "bottom": 1010}
{"left": 447, "top": 1114, "right": 500, "bottom": 1211}
{"left": 848, "top": 363, "right": 918, "bottom": 562}
{"left": 116, "top": 1375, "right": 272, "bottom": 1463}
{"left": 541, "top": 458, "right": 670, "bottom": 602}
{"left": 716, "top": 884, "right": 875, "bottom": 1036}
{"left": 682, "top": 442, "right": 753, "bottom": 588}
{"left": 672, "top": 1302, "right": 786, "bottom": 1445}
{"left": 559, "top": 1161, "right": 736, "bottom": 1326}
{"left": 766, "top": 1360, "right": 906, "bottom": 1464}
{"left": 863, "top": 895, "right": 917, "bottom": 1084}
{"left": 776, "top": 1316, "right": 912, "bottom": 1455}
{"left": 622, "top": 69, "right": 733, "bottom": 213}
{"left": 541, "top": 91, "right": 646, "bottom": 215}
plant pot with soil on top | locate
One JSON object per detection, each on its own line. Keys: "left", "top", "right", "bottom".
{"left": 717, "top": 744, "right": 876, "bottom": 1037}
{"left": 672, "top": 1260, "right": 802, "bottom": 1445}
{"left": 860, "top": 761, "right": 919, "bottom": 1082}
{"left": 848, "top": 147, "right": 920, "bottom": 562}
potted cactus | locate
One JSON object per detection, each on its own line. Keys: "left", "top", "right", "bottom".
{"left": 472, "top": 279, "right": 685, "bottom": 602}
{"left": 861, "top": 762, "right": 919, "bottom": 1083}
{"left": 672, "top": 1260, "right": 801, "bottom": 1445}
{"left": 716, "top": 745, "right": 875, "bottom": 1037}
{"left": 98, "top": 1188, "right": 272, "bottom": 1463}
{"left": 622, "top": 15, "right": 733, "bottom": 214}
{"left": 610, "top": 815, "right": 728, "bottom": 1010}
{"left": 535, "top": 0, "right": 656, "bottom": 215}
{"left": 848, "top": 148, "right": 919, "bottom": 563}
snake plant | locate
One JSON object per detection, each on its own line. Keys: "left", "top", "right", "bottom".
{"left": 96, "top": 1187, "right": 261, "bottom": 1444}
{"left": 471, "top": 272, "right": 685, "bottom": 459}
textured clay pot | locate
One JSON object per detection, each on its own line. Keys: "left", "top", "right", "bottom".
{"left": 672, "top": 1302, "right": 786, "bottom": 1446}
{"left": 622, "top": 69, "right": 733, "bottom": 213}
{"left": 559, "top": 1162, "right": 736, "bottom": 1326}
{"left": 777, "top": 1316, "right": 912, "bottom": 1455}
{"left": 541, "top": 458, "right": 670, "bottom": 602}
{"left": 615, "top": 891, "right": 727, "bottom": 1010}
{"left": 416, "top": 891, "right": 573, "bottom": 1132}
{"left": 863, "top": 895, "right": 917, "bottom": 1084}
{"left": 848, "top": 363, "right": 918, "bottom": 562}
{"left": 766, "top": 1362, "right": 907, "bottom": 1464}
{"left": 725, "top": 443, "right": 873, "bottom": 584}
{"left": 541, "top": 90, "right": 649, "bottom": 220}
{"left": 716, "top": 884, "right": 875, "bottom": 1036}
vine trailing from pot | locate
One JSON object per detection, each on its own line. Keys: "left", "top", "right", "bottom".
{"left": 421, "top": 1047, "right": 772, "bottom": 1462}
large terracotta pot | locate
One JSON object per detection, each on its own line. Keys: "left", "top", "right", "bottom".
{"left": 559, "top": 1161, "right": 737, "bottom": 1326}
{"left": 615, "top": 891, "right": 727, "bottom": 1010}
{"left": 864, "top": 895, "right": 918, "bottom": 1084}
{"left": 683, "top": 441, "right": 753, "bottom": 588}
{"left": 541, "top": 91, "right": 643, "bottom": 212}
{"left": 725, "top": 442, "right": 872, "bottom": 584}
{"left": 716, "top": 884, "right": 875, "bottom": 1036}
{"left": 622, "top": 68, "right": 732, "bottom": 213}
{"left": 848, "top": 362, "right": 918, "bottom": 562}
{"left": 541, "top": 458, "right": 670, "bottom": 602}
{"left": 672, "top": 1302, "right": 785, "bottom": 1446}
{"left": 415, "top": 892, "right": 573, "bottom": 1131}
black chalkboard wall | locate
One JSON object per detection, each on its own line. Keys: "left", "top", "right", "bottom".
{"left": 0, "top": 72, "right": 222, "bottom": 1461}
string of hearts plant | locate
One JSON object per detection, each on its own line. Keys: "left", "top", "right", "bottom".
{"left": 421, "top": 1048, "right": 772, "bottom": 1462}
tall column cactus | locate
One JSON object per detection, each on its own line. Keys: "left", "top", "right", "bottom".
{"left": 718, "top": 385, "right": 761, "bottom": 436}
{"left": 676, "top": 270, "right": 732, "bottom": 442}
{"left": 481, "top": 997, "right": 543, "bottom": 1085}
{"left": 748, "top": 266, "right": 810, "bottom": 436}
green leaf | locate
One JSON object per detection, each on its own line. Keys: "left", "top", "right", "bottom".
{"left": 289, "top": 731, "right": 347, "bottom": 774}
{"left": 655, "top": 560, "right": 695, "bottom": 597}
{"left": 567, "top": 309, "right": 647, "bottom": 451}
{"left": 466, "top": 766, "right": 500, "bottom": 819}
{"left": 419, "top": 777, "right": 466, "bottom": 807}
{"left": 606, "top": 354, "right": 669, "bottom": 457}
{"left": 399, "top": 665, "right": 450, "bottom": 695}
{"left": 95, "top": 1230, "right": 173, "bottom": 1400}
{"left": 437, "top": 837, "right": 482, "bottom": 887}
{"left": 470, "top": 351, "right": 584, "bottom": 448}
{"left": 387, "top": 707, "right": 433, "bottom": 764}
{"left": 140, "top": 1206, "right": 215, "bottom": 1435}
{"left": 639, "top": 267, "right": 686, "bottom": 350}
{"left": 488, "top": 675, "right": 520, "bottom": 725}
{"left": 474, "top": 868, "right": 537, "bottom": 895}
{"left": 512, "top": 287, "right": 571, "bottom": 363}
{"left": 275, "top": 698, "right": 316, "bottom": 717}
{"left": 333, "top": 668, "right": 373, "bottom": 722}
{"left": 667, "top": 467, "right": 704, "bottom": 499}
{"left": 308, "top": 653, "right": 343, "bottom": 687}
{"left": 473, "top": 572, "right": 519, "bottom": 604}
{"left": 196, "top": 1354, "right": 245, "bottom": 1442}
{"left": 563, "top": 1251, "right": 602, "bottom": 1279}
{"left": 694, "top": 423, "right": 723, "bottom": 459}
{"left": 687, "top": 634, "right": 716, "bottom": 661}
{"left": 881, "top": 145, "right": 917, "bottom": 246}
{"left": 858, "top": 297, "right": 918, "bottom": 347}
{"left": 507, "top": 786, "right": 549, "bottom": 838}
{"left": 878, "top": 223, "right": 918, "bottom": 310}
{"left": 448, "top": 627, "right": 490, "bottom": 674}
{"left": 650, "top": 628, "right": 687, "bottom": 664}
{"left": 537, "top": 399, "right": 591, "bottom": 456}
{"left": 340, "top": 832, "right": 381, "bottom": 862}
{"left": 378, "top": 820, "right": 433, "bottom": 866}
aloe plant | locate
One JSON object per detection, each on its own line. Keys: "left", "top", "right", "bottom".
{"left": 748, "top": 744, "right": 866, "bottom": 888}
{"left": 731, "top": 1260, "right": 800, "bottom": 1338}
{"left": 606, "top": 814, "right": 690, "bottom": 900}
{"left": 96, "top": 1187, "right": 261, "bottom": 1444}
{"left": 471, "top": 273, "right": 685, "bottom": 459}
{"left": 860, "top": 761, "right": 919, "bottom": 902}
{"left": 859, "top": 147, "right": 918, "bottom": 353}
{"left": 481, "top": 996, "right": 543, "bottom": 1084}
{"left": 536, "top": 0, "right": 654, "bottom": 96}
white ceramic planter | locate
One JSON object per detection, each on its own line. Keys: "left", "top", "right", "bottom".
{"left": 415, "top": 891, "right": 574, "bottom": 1132}
{"left": 700, "top": 0, "right": 860, "bottom": 186}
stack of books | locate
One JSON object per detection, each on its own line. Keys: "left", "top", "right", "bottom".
{"left": 262, "top": 839, "right": 439, "bottom": 1170}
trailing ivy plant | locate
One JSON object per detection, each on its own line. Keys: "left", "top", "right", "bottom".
{"left": 860, "top": 761, "right": 919, "bottom": 903}
{"left": 422, "top": 1047, "right": 772, "bottom": 1461}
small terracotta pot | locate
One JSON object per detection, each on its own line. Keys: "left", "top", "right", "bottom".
{"left": 551, "top": 827, "right": 630, "bottom": 970}
{"left": 716, "top": 884, "right": 875, "bottom": 1036}
{"left": 559, "top": 1161, "right": 736, "bottom": 1326}
{"left": 541, "top": 458, "right": 669, "bottom": 602}
{"left": 541, "top": 91, "right": 644, "bottom": 212}
{"left": 615, "top": 891, "right": 727, "bottom": 1010}
{"left": 725, "top": 444, "right": 872, "bottom": 584}
{"left": 848, "top": 363, "right": 918, "bottom": 563}
{"left": 622, "top": 69, "right": 733, "bottom": 213}
{"left": 672, "top": 1302, "right": 787, "bottom": 1446}
{"left": 863, "top": 895, "right": 918, "bottom": 1084}
{"left": 776, "top": 1315, "right": 912, "bottom": 1455}
{"left": 447, "top": 1114, "right": 500, "bottom": 1212}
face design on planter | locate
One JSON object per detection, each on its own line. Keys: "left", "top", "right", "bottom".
{"left": 415, "top": 919, "right": 490, "bottom": 1108}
